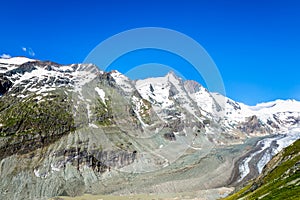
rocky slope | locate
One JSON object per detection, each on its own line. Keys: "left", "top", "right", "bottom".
{"left": 0, "top": 57, "right": 299, "bottom": 200}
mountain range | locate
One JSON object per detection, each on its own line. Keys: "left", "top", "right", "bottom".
{"left": 0, "top": 57, "right": 299, "bottom": 200}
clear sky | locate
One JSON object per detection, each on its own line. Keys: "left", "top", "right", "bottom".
{"left": 0, "top": 0, "right": 300, "bottom": 105}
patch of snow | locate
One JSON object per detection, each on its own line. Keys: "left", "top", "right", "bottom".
{"left": 59, "top": 65, "right": 74, "bottom": 72}
{"left": 131, "top": 96, "right": 149, "bottom": 127}
{"left": 34, "top": 169, "right": 40, "bottom": 177}
{"left": 95, "top": 87, "right": 106, "bottom": 103}
{"left": 110, "top": 70, "right": 134, "bottom": 93}
{"left": 189, "top": 85, "right": 214, "bottom": 114}
{"left": 34, "top": 96, "right": 43, "bottom": 101}
{"left": 0, "top": 57, "right": 35, "bottom": 65}
{"left": 249, "top": 101, "right": 277, "bottom": 111}
{"left": 17, "top": 94, "right": 28, "bottom": 98}
{"left": 250, "top": 99, "right": 300, "bottom": 113}
{"left": 136, "top": 76, "right": 173, "bottom": 108}
{"left": 89, "top": 123, "right": 98, "bottom": 128}
{"left": 51, "top": 164, "right": 60, "bottom": 172}
{"left": 27, "top": 87, "right": 53, "bottom": 94}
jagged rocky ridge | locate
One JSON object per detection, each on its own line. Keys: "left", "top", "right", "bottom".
{"left": 0, "top": 57, "right": 300, "bottom": 200}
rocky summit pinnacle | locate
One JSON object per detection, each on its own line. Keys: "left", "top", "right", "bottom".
{"left": 0, "top": 57, "right": 299, "bottom": 200}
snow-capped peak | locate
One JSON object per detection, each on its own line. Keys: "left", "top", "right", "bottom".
{"left": 110, "top": 70, "right": 134, "bottom": 93}
{"left": 136, "top": 74, "right": 174, "bottom": 109}
{"left": 0, "top": 57, "right": 35, "bottom": 65}
{"left": 249, "top": 99, "right": 300, "bottom": 113}
{"left": 1, "top": 58, "right": 299, "bottom": 139}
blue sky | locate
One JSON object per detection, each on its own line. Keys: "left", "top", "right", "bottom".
{"left": 0, "top": 0, "right": 300, "bottom": 105}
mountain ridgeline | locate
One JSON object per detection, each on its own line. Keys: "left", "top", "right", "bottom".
{"left": 0, "top": 57, "right": 299, "bottom": 200}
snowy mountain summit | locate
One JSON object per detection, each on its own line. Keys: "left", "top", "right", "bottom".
{"left": 0, "top": 57, "right": 299, "bottom": 141}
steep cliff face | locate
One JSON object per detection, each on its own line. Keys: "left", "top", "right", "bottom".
{"left": 0, "top": 57, "right": 299, "bottom": 200}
